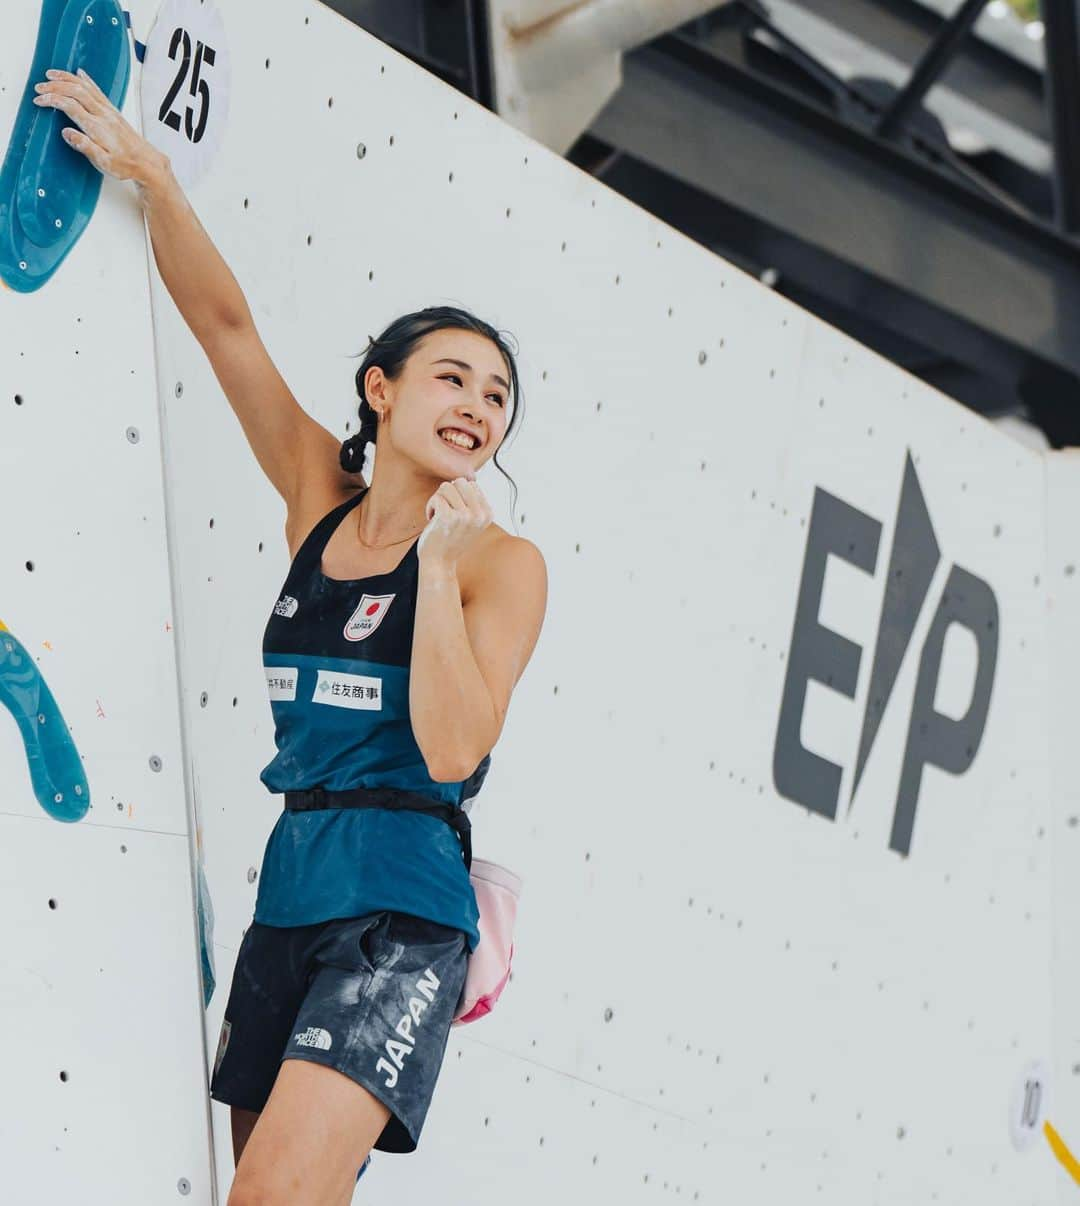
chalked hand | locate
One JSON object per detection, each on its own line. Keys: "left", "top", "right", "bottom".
{"left": 417, "top": 476, "right": 493, "bottom": 568}
{"left": 33, "top": 67, "right": 164, "bottom": 186}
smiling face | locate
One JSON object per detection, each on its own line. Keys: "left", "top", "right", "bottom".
{"left": 364, "top": 327, "right": 513, "bottom": 481}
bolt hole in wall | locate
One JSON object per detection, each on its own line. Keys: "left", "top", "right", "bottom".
{"left": 2, "top": 4, "right": 1070, "bottom": 1201}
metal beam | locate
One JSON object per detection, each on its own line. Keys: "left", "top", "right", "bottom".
{"left": 585, "top": 29, "right": 1080, "bottom": 412}
{"left": 1040, "top": 0, "right": 1080, "bottom": 233}
{"left": 874, "top": 0, "right": 988, "bottom": 138}
{"left": 329, "top": 0, "right": 1080, "bottom": 439}
{"left": 797, "top": 0, "right": 1047, "bottom": 140}
{"left": 325, "top": 1, "right": 490, "bottom": 102}
{"left": 589, "top": 139, "right": 1029, "bottom": 407}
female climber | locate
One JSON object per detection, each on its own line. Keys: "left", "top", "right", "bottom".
{"left": 34, "top": 66, "right": 547, "bottom": 1204}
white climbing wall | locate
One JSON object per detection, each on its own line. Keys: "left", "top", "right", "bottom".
{"left": 0, "top": 2, "right": 214, "bottom": 1202}
{"left": 2, "top": 0, "right": 1079, "bottom": 1202}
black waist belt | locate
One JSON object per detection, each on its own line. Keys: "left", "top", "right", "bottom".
{"left": 284, "top": 785, "right": 472, "bottom": 872}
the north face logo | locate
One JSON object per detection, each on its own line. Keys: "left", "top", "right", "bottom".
{"left": 344, "top": 593, "right": 394, "bottom": 642}
{"left": 274, "top": 594, "right": 299, "bottom": 618}
{"left": 293, "top": 1026, "right": 332, "bottom": 1051}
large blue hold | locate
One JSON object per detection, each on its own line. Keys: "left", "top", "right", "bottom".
{"left": 0, "top": 0, "right": 131, "bottom": 292}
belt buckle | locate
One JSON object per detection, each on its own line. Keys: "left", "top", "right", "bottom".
{"left": 310, "top": 785, "right": 328, "bottom": 808}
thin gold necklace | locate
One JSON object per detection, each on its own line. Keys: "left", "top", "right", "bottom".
{"left": 354, "top": 497, "right": 426, "bottom": 550}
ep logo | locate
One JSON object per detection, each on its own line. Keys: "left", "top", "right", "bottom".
{"left": 773, "top": 452, "right": 999, "bottom": 855}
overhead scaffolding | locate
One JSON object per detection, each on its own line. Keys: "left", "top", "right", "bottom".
{"left": 1042, "top": 0, "right": 1080, "bottom": 233}
{"left": 334, "top": 0, "right": 1080, "bottom": 444}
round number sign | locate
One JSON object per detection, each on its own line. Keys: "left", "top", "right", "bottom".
{"left": 139, "top": 0, "right": 230, "bottom": 189}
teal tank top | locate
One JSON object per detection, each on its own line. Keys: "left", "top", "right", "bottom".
{"left": 252, "top": 488, "right": 487, "bottom": 951}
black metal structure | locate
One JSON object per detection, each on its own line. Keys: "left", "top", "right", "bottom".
{"left": 327, "top": 0, "right": 1080, "bottom": 446}
{"left": 873, "top": 0, "right": 989, "bottom": 139}
{"left": 328, "top": 0, "right": 495, "bottom": 106}
{"left": 1041, "top": 0, "right": 1080, "bottom": 232}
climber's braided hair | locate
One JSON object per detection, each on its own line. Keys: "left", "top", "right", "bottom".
{"left": 342, "top": 305, "right": 523, "bottom": 517}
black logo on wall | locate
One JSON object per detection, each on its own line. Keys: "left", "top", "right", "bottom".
{"left": 773, "top": 452, "right": 999, "bottom": 856}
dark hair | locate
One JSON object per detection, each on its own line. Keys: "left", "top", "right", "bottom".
{"left": 342, "top": 305, "right": 523, "bottom": 520}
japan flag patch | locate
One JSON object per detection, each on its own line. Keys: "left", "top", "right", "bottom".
{"left": 344, "top": 593, "right": 395, "bottom": 642}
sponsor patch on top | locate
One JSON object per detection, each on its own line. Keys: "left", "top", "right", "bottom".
{"left": 313, "top": 670, "right": 383, "bottom": 710}
{"left": 344, "top": 593, "right": 395, "bottom": 642}
{"left": 266, "top": 667, "right": 299, "bottom": 700}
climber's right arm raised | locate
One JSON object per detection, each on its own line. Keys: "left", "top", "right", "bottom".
{"left": 32, "top": 67, "right": 351, "bottom": 507}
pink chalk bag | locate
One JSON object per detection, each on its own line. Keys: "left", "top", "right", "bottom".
{"left": 452, "top": 854, "right": 521, "bottom": 1025}
{"left": 283, "top": 781, "right": 520, "bottom": 1026}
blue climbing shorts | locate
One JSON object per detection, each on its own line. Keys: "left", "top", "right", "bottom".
{"left": 209, "top": 910, "right": 469, "bottom": 1153}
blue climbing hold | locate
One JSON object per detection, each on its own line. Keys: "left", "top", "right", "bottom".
{"left": 0, "top": 0, "right": 131, "bottom": 293}
{"left": 0, "top": 619, "right": 90, "bottom": 822}
{"left": 196, "top": 856, "right": 217, "bottom": 1009}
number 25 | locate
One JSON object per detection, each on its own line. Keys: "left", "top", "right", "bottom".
{"left": 158, "top": 27, "right": 216, "bottom": 144}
